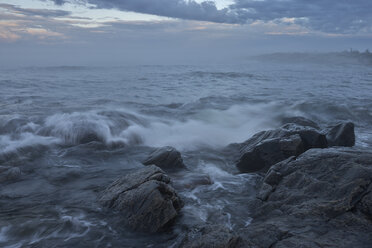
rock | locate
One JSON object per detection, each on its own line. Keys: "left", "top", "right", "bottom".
{"left": 257, "top": 183, "right": 273, "bottom": 201}
{"left": 143, "top": 146, "right": 185, "bottom": 170}
{"left": 281, "top": 116, "right": 320, "bottom": 129}
{"left": 358, "top": 184, "right": 372, "bottom": 218}
{"left": 236, "top": 124, "right": 327, "bottom": 173}
{"left": 279, "top": 134, "right": 304, "bottom": 157}
{"left": 0, "top": 166, "right": 21, "bottom": 183}
{"left": 0, "top": 165, "right": 10, "bottom": 173}
{"left": 240, "top": 147, "right": 372, "bottom": 248}
{"left": 326, "top": 122, "right": 355, "bottom": 147}
{"left": 281, "top": 123, "right": 328, "bottom": 150}
{"left": 177, "top": 224, "right": 243, "bottom": 248}
{"left": 99, "top": 165, "right": 183, "bottom": 233}
{"left": 237, "top": 138, "right": 286, "bottom": 173}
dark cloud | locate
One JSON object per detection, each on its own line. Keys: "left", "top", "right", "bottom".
{"left": 231, "top": 0, "right": 372, "bottom": 33}
{"left": 51, "top": 0, "right": 372, "bottom": 34}
{"left": 51, "top": 0, "right": 243, "bottom": 23}
{"left": 89, "top": 0, "right": 241, "bottom": 24}
{"left": 0, "top": 3, "right": 71, "bottom": 17}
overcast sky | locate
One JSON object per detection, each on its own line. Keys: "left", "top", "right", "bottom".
{"left": 0, "top": 0, "right": 371, "bottom": 66}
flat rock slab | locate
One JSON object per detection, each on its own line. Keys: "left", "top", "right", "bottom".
{"left": 99, "top": 165, "right": 183, "bottom": 233}
{"left": 241, "top": 147, "right": 372, "bottom": 248}
{"left": 143, "top": 146, "right": 185, "bottom": 170}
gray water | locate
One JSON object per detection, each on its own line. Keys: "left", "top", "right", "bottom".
{"left": 1, "top": 59, "right": 372, "bottom": 247}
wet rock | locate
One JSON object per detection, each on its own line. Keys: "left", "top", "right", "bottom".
{"left": 177, "top": 224, "right": 243, "bottom": 248}
{"left": 237, "top": 138, "right": 285, "bottom": 173}
{"left": 326, "top": 122, "right": 355, "bottom": 147}
{"left": 0, "top": 166, "right": 10, "bottom": 173}
{"left": 279, "top": 134, "right": 304, "bottom": 157}
{"left": 0, "top": 166, "right": 21, "bottom": 183}
{"left": 241, "top": 147, "right": 372, "bottom": 248}
{"left": 99, "top": 165, "right": 183, "bottom": 233}
{"left": 143, "top": 146, "right": 185, "bottom": 170}
{"left": 358, "top": 184, "right": 372, "bottom": 218}
{"left": 236, "top": 124, "right": 327, "bottom": 173}
{"left": 282, "top": 123, "right": 328, "bottom": 150}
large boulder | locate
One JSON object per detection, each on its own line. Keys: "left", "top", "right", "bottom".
{"left": 326, "top": 122, "right": 355, "bottom": 147}
{"left": 236, "top": 123, "right": 327, "bottom": 173}
{"left": 99, "top": 165, "right": 183, "bottom": 233}
{"left": 143, "top": 146, "right": 185, "bottom": 170}
{"left": 176, "top": 224, "right": 243, "bottom": 248}
{"left": 240, "top": 148, "right": 372, "bottom": 248}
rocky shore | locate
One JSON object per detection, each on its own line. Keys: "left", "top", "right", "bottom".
{"left": 98, "top": 117, "right": 372, "bottom": 247}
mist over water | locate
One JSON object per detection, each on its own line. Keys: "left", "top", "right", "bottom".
{"left": 1, "top": 58, "right": 372, "bottom": 247}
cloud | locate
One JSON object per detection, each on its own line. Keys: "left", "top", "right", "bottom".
{"left": 50, "top": 0, "right": 372, "bottom": 34}
{"left": 24, "top": 27, "right": 64, "bottom": 38}
{"left": 231, "top": 0, "right": 372, "bottom": 34}
{"left": 0, "top": 3, "right": 71, "bottom": 17}
{"left": 52, "top": 0, "right": 242, "bottom": 23}
{"left": 0, "top": 4, "right": 69, "bottom": 41}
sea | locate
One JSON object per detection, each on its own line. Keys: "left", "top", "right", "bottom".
{"left": 1, "top": 57, "right": 372, "bottom": 247}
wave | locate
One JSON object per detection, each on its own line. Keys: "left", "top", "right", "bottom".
{"left": 0, "top": 103, "right": 284, "bottom": 154}
{"left": 189, "top": 71, "right": 255, "bottom": 79}
{"left": 1, "top": 99, "right": 370, "bottom": 155}
{"left": 120, "top": 103, "right": 285, "bottom": 150}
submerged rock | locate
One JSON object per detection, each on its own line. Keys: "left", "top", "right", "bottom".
{"left": 177, "top": 224, "right": 243, "bottom": 248}
{"left": 173, "top": 173, "right": 213, "bottom": 190}
{"left": 326, "top": 122, "right": 355, "bottom": 147}
{"left": 99, "top": 165, "right": 183, "bottom": 233}
{"left": 241, "top": 148, "right": 372, "bottom": 248}
{"left": 236, "top": 123, "right": 327, "bottom": 173}
{"left": 143, "top": 146, "right": 185, "bottom": 170}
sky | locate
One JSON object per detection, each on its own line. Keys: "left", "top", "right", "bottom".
{"left": 0, "top": 0, "right": 371, "bottom": 66}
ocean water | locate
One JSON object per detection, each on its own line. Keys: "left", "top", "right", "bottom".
{"left": 0, "top": 59, "right": 372, "bottom": 247}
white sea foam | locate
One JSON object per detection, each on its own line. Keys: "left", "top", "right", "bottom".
{"left": 43, "top": 112, "right": 116, "bottom": 145}
{"left": 119, "top": 102, "right": 286, "bottom": 150}
{"left": 0, "top": 102, "right": 302, "bottom": 156}
{"left": 0, "top": 132, "right": 60, "bottom": 154}
{"left": 0, "top": 226, "right": 10, "bottom": 243}
{"left": 0, "top": 102, "right": 285, "bottom": 151}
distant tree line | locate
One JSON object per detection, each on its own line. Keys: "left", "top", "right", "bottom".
{"left": 343, "top": 48, "right": 371, "bottom": 54}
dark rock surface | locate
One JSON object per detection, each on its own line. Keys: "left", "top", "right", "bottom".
{"left": 236, "top": 122, "right": 327, "bottom": 173}
{"left": 99, "top": 165, "right": 183, "bottom": 233}
{"left": 326, "top": 122, "right": 355, "bottom": 147}
{"left": 176, "top": 224, "right": 243, "bottom": 248}
{"left": 234, "top": 118, "right": 356, "bottom": 173}
{"left": 143, "top": 146, "right": 185, "bottom": 170}
{"left": 240, "top": 148, "right": 372, "bottom": 248}
{"left": 0, "top": 166, "right": 21, "bottom": 183}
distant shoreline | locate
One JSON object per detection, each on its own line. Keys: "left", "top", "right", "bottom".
{"left": 254, "top": 51, "right": 372, "bottom": 65}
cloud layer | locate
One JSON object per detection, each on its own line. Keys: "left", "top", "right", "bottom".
{"left": 232, "top": 0, "right": 372, "bottom": 33}
{"left": 51, "top": 0, "right": 372, "bottom": 33}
